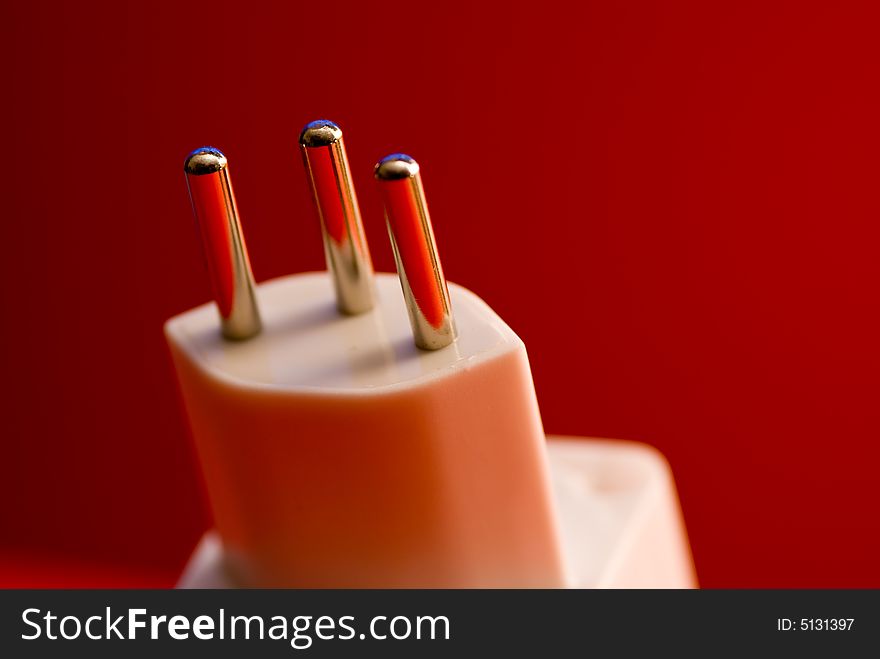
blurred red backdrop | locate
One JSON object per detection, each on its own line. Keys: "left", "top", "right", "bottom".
{"left": 1, "top": 0, "right": 879, "bottom": 588}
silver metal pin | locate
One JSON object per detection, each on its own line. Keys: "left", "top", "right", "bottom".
{"left": 375, "top": 154, "right": 457, "bottom": 350}
{"left": 184, "top": 147, "right": 262, "bottom": 340}
{"left": 300, "top": 120, "right": 376, "bottom": 315}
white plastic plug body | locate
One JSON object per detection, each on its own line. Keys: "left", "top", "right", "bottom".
{"left": 179, "top": 437, "right": 697, "bottom": 588}
{"left": 166, "top": 272, "right": 569, "bottom": 587}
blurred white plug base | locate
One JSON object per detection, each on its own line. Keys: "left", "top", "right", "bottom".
{"left": 178, "top": 437, "right": 696, "bottom": 589}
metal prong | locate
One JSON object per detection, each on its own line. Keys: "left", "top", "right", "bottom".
{"left": 300, "top": 120, "right": 375, "bottom": 315}
{"left": 375, "top": 154, "right": 457, "bottom": 350}
{"left": 184, "top": 146, "right": 262, "bottom": 340}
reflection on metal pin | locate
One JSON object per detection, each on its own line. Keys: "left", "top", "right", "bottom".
{"left": 300, "top": 120, "right": 376, "bottom": 315}
{"left": 375, "top": 153, "right": 457, "bottom": 350}
{"left": 184, "top": 147, "right": 262, "bottom": 340}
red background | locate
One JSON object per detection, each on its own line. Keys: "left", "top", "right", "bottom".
{"left": 2, "top": 1, "right": 879, "bottom": 588}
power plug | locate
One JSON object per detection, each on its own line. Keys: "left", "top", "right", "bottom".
{"left": 167, "top": 121, "right": 695, "bottom": 588}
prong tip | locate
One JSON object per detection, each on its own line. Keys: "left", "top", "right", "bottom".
{"left": 300, "top": 120, "right": 343, "bottom": 147}
{"left": 184, "top": 147, "right": 227, "bottom": 175}
{"left": 375, "top": 153, "right": 420, "bottom": 180}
